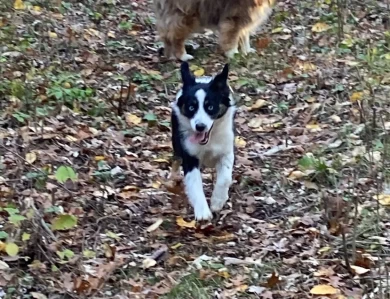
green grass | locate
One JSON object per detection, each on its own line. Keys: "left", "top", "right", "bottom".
{"left": 163, "top": 271, "right": 222, "bottom": 299}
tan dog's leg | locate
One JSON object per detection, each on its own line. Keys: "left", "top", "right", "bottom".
{"left": 218, "top": 21, "right": 241, "bottom": 58}
{"left": 158, "top": 18, "right": 196, "bottom": 61}
{"left": 239, "top": 30, "right": 256, "bottom": 55}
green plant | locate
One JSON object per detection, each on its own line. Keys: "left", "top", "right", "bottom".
{"left": 298, "top": 153, "right": 338, "bottom": 185}
{"left": 46, "top": 73, "right": 94, "bottom": 109}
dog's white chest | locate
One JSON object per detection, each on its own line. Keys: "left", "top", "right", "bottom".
{"left": 185, "top": 129, "right": 234, "bottom": 168}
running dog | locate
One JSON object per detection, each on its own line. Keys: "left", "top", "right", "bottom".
{"left": 153, "top": 0, "right": 275, "bottom": 61}
{"left": 171, "top": 62, "right": 236, "bottom": 220}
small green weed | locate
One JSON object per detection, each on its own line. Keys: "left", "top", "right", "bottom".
{"left": 163, "top": 272, "right": 222, "bottom": 299}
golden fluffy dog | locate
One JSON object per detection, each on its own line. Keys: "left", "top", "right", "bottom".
{"left": 153, "top": 0, "right": 275, "bottom": 61}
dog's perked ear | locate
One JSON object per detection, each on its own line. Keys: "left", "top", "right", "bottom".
{"left": 180, "top": 62, "right": 196, "bottom": 90}
{"left": 210, "top": 64, "right": 229, "bottom": 91}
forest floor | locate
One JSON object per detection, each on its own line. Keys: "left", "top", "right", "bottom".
{"left": 1, "top": 0, "right": 390, "bottom": 298}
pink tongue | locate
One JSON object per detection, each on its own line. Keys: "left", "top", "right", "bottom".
{"left": 189, "top": 132, "right": 206, "bottom": 143}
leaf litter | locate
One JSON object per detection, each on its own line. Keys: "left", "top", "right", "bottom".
{"left": 0, "top": 0, "right": 390, "bottom": 298}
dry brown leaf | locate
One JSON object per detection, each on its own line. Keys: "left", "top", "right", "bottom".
{"left": 146, "top": 218, "right": 163, "bottom": 233}
{"left": 373, "top": 194, "right": 390, "bottom": 206}
{"left": 14, "top": 0, "right": 25, "bottom": 10}
{"left": 25, "top": 152, "right": 37, "bottom": 164}
{"left": 306, "top": 123, "right": 322, "bottom": 132}
{"left": 312, "top": 22, "right": 330, "bottom": 32}
{"left": 256, "top": 37, "right": 271, "bottom": 49}
{"left": 235, "top": 136, "right": 247, "bottom": 148}
{"left": 142, "top": 258, "right": 156, "bottom": 269}
{"left": 211, "top": 233, "right": 235, "bottom": 243}
{"left": 176, "top": 216, "right": 196, "bottom": 229}
{"left": 314, "top": 267, "right": 335, "bottom": 277}
{"left": 310, "top": 284, "right": 338, "bottom": 295}
{"left": 288, "top": 170, "right": 305, "bottom": 180}
{"left": 249, "top": 99, "right": 269, "bottom": 110}
{"left": 125, "top": 113, "right": 142, "bottom": 125}
{"left": 262, "top": 271, "right": 281, "bottom": 288}
{"left": 350, "top": 91, "right": 363, "bottom": 102}
{"left": 350, "top": 265, "right": 370, "bottom": 275}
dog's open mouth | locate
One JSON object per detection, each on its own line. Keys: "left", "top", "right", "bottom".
{"left": 189, "top": 125, "right": 213, "bottom": 145}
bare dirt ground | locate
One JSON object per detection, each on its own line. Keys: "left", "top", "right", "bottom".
{"left": 1, "top": 0, "right": 390, "bottom": 298}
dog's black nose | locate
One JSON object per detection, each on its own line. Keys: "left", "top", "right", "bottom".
{"left": 195, "top": 123, "right": 206, "bottom": 132}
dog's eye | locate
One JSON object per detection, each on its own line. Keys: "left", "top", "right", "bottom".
{"left": 207, "top": 105, "right": 213, "bottom": 111}
{"left": 188, "top": 106, "right": 195, "bottom": 111}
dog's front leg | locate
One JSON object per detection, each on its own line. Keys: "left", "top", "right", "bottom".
{"left": 184, "top": 165, "right": 213, "bottom": 221}
{"left": 210, "top": 152, "right": 234, "bottom": 212}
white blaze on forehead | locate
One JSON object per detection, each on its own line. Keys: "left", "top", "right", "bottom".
{"left": 195, "top": 89, "right": 206, "bottom": 105}
{"left": 190, "top": 89, "right": 213, "bottom": 132}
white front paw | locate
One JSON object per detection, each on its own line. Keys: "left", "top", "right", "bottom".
{"left": 210, "top": 195, "right": 228, "bottom": 212}
{"left": 225, "top": 48, "right": 239, "bottom": 58}
{"left": 179, "top": 53, "right": 194, "bottom": 61}
{"left": 247, "top": 47, "right": 256, "bottom": 53}
{"left": 194, "top": 204, "right": 213, "bottom": 221}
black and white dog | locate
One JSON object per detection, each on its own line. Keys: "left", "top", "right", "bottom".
{"left": 171, "top": 62, "right": 236, "bottom": 221}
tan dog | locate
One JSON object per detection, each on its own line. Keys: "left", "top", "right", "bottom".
{"left": 153, "top": 0, "right": 275, "bottom": 61}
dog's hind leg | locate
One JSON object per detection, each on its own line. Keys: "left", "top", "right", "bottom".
{"left": 210, "top": 152, "right": 234, "bottom": 212}
{"left": 218, "top": 21, "right": 241, "bottom": 58}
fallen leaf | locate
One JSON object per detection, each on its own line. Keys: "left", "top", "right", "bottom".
{"left": 373, "top": 194, "right": 390, "bottom": 205}
{"left": 249, "top": 99, "right": 269, "bottom": 110}
{"left": 14, "top": 0, "right": 25, "bottom": 10}
{"left": 212, "top": 233, "right": 235, "bottom": 243}
{"left": 350, "top": 265, "right": 370, "bottom": 275}
{"left": 312, "top": 22, "right": 330, "bottom": 32}
{"left": 5, "top": 242, "right": 19, "bottom": 257}
{"left": 262, "top": 271, "right": 281, "bottom": 288}
{"left": 235, "top": 136, "right": 246, "bottom": 148}
{"left": 107, "top": 31, "right": 116, "bottom": 38}
{"left": 55, "top": 166, "right": 77, "bottom": 183}
{"left": 105, "top": 231, "right": 120, "bottom": 240}
{"left": 330, "top": 115, "right": 342, "bottom": 123}
{"left": 314, "top": 267, "right": 335, "bottom": 277}
{"left": 48, "top": 31, "right": 58, "bottom": 38}
{"left": 22, "top": 232, "right": 30, "bottom": 241}
{"left": 236, "top": 284, "right": 248, "bottom": 292}
{"left": 0, "top": 260, "right": 9, "bottom": 270}
{"left": 171, "top": 243, "right": 183, "bottom": 250}
{"left": 256, "top": 37, "right": 271, "bottom": 49}
{"left": 288, "top": 170, "right": 305, "bottom": 180}
{"left": 310, "top": 285, "right": 338, "bottom": 295}
{"left": 248, "top": 286, "right": 266, "bottom": 295}
{"left": 306, "top": 123, "right": 322, "bottom": 132}
{"left": 52, "top": 214, "right": 78, "bottom": 231}
{"left": 154, "top": 158, "right": 169, "bottom": 163}
{"left": 0, "top": 241, "right": 5, "bottom": 251}
{"left": 218, "top": 270, "right": 230, "bottom": 279}
{"left": 193, "top": 68, "right": 205, "bottom": 77}
{"left": 125, "top": 113, "right": 142, "bottom": 125}
{"left": 31, "top": 292, "right": 48, "bottom": 299}
{"left": 152, "top": 181, "right": 161, "bottom": 189}
{"left": 176, "top": 216, "right": 196, "bottom": 228}
{"left": 26, "top": 152, "right": 37, "bottom": 164}
{"left": 142, "top": 258, "right": 157, "bottom": 269}
{"left": 146, "top": 218, "right": 163, "bottom": 232}
{"left": 350, "top": 91, "right": 363, "bottom": 102}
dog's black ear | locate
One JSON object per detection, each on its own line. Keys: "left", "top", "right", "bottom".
{"left": 210, "top": 64, "right": 229, "bottom": 91}
{"left": 180, "top": 62, "right": 195, "bottom": 89}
